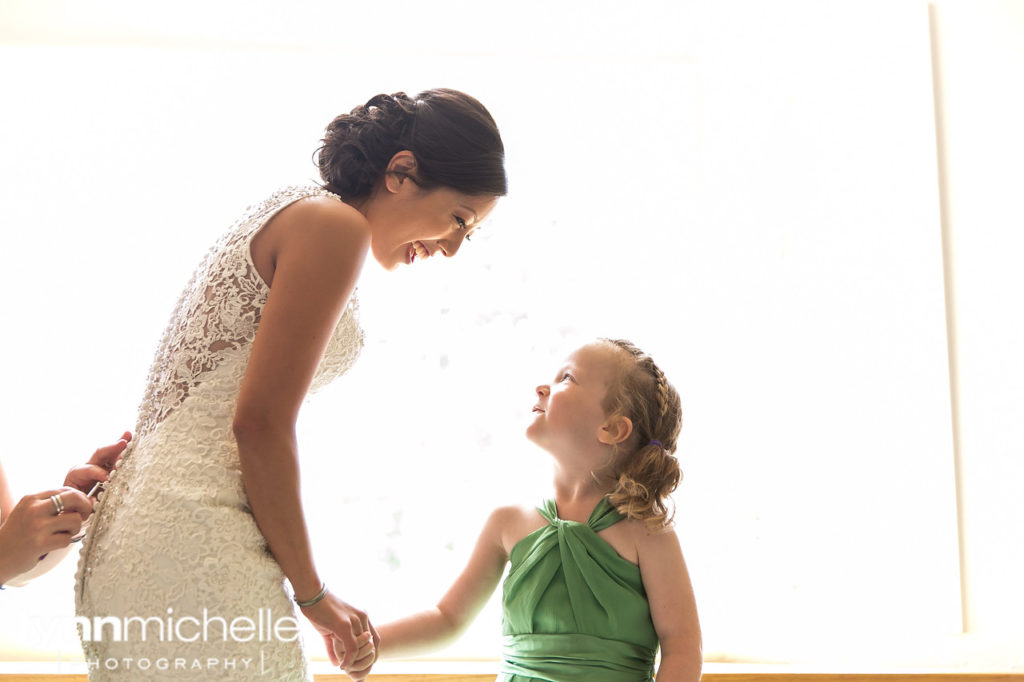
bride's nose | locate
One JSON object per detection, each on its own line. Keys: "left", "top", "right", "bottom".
{"left": 437, "top": 231, "right": 466, "bottom": 258}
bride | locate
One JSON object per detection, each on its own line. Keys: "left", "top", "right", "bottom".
{"left": 75, "top": 89, "right": 506, "bottom": 681}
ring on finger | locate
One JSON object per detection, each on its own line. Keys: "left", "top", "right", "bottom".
{"left": 50, "top": 494, "right": 65, "bottom": 515}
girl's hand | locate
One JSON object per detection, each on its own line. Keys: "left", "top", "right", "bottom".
{"left": 64, "top": 432, "right": 132, "bottom": 494}
{"left": 0, "top": 488, "right": 91, "bottom": 581}
{"left": 299, "top": 591, "right": 378, "bottom": 678}
{"left": 334, "top": 631, "right": 377, "bottom": 680}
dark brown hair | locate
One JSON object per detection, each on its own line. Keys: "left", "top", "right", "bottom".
{"left": 601, "top": 338, "right": 684, "bottom": 532}
{"left": 315, "top": 88, "right": 507, "bottom": 201}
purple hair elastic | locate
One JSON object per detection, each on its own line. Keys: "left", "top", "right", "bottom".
{"left": 649, "top": 440, "right": 663, "bottom": 448}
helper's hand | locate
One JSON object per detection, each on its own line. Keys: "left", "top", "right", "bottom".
{"left": 0, "top": 488, "right": 91, "bottom": 580}
{"left": 64, "top": 432, "right": 132, "bottom": 494}
{"left": 299, "top": 590, "right": 377, "bottom": 679}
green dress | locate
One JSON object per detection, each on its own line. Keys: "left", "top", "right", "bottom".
{"left": 498, "top": 498, "right": 658, "bottom": 682}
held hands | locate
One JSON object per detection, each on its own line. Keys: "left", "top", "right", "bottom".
{"left": 299, "top": 590, "right": 379, "bottom": 681}
{"left": 64, "top": 431, "right": 132, "bottom": 494}
{"left": 335, "top": 631, "right": 376, "bottom": 680}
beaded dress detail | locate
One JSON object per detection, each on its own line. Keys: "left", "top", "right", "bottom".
{"left": 75, "top": 186, "right": 364, "bottom": 681}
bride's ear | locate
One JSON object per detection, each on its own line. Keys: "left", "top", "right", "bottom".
{"left": 383, "top": 151, "right": 419, "bottom": 194}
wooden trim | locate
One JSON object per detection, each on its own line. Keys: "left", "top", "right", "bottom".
{"left": 697, "top": 677, "right": 1023, "bottom": 682}
{"left": 0, "top": 674, "right": 1021, "bottom": 681}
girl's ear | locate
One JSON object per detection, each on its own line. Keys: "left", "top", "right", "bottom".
{"left": 598, "top": 414, "right": 633, "bottom": 445}
{"left": 383, "top": 150, "right": 418, "bottom": 193}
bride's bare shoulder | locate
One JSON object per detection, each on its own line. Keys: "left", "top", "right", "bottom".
{"left": 275, "top": 194, "right": 369, "bottom": 239}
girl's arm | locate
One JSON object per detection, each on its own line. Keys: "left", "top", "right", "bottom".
{"left": 231, "top": 197, "right": 373, "bottom": 674}
{"left": 376, "top": 506, "right": 514, "bottom": 658}
{"left": 637, "top": 526, "right": 702, "bottom": 682}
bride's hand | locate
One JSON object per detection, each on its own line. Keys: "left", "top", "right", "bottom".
{"left": 299, "top": 591, "right": 378, "bottom": 676}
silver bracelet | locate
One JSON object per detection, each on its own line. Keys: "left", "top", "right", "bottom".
{"left": 295, "top": 583, "right": 327, "bottom": 608}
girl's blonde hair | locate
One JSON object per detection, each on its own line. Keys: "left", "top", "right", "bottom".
{"left": 600, "top": 338, "right": 683, "bottom": 532}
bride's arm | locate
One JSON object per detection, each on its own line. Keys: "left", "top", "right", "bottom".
{"left": 232, "top": 197, "right": 373, "bottom": 673}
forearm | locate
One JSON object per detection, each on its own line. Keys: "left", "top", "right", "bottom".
{"left": 234, "top": 422, "right": 320, "bottom": 599}
{"left": 655, "top": 646, "right": 702, "bottom": 682}
{"left": 0, "top": 465, "right": 22, "bottom": 583}
{"left": 0, "top": 530, "right": 21, "bottom": 585}
{"left": 377, "top": 607, "right": 462, "bottom": 659}
{"left": 0, "top": 461, "right": 14, "bottom": 521}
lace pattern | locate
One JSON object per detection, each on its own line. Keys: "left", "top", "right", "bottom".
{"left": 136, "top": 185, "right": 362, "bottom": 444}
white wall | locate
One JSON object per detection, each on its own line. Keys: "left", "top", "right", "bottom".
{"left": 931, "top": 0, "right": 1024, "bottom": 644}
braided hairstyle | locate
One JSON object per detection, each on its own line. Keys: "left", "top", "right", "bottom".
{"left": 601, "top": 339, "right": 684, "bottom": 532}
{"left": 315, "top": 88, "right": 507, "bottom": 202}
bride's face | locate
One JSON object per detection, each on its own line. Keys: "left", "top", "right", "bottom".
{"left": 363, "top": 181, "right": 498, "bottom": 271}
{"left": 357, "top": 152, "right": 499, "bottom": 271}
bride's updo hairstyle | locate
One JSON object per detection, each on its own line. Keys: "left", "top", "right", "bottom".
{"left": 316, "top": 88, "right": 507, "bottom": 202}
{"left": 601, "top": 338, "right": 684, "bottom": 533}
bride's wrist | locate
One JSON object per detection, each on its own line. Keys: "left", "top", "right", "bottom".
{"left": 294, "top": 582, "right": 328, "bottom": 608}
{"left": 291, "top": 574, "right": 324, "bottom": 605}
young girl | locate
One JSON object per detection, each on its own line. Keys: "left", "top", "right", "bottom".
{"left": 377, "top": 338, "right": 702, "bottom": 681}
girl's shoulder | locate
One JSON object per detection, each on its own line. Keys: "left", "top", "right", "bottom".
{"left": 602, "top": 514, "right": 683, "bottom": 567}
{"left": 633, "top": 520, "right": 686, "bottom": 574}
{"left": 486, "top": 502, "right": 547, "bottom": 558}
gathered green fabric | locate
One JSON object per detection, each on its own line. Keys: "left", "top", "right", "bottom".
{"left": 498, "top": 498, "right": 658, "bottom": 682}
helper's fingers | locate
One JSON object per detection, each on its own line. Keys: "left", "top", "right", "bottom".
{"left": 33, "top": 488, "right": 73, "bottom": 503}
{"left": 50, "top": 511, "right": 85, "bottom": 537}
{"left": 65, "top": 464, "right": 110, "bottom": 493}
{"left": 54, "top": 489, "right": 93, "bottom": 517}
{"left": 88, "top": 435, "right": 131, "bottom": 469}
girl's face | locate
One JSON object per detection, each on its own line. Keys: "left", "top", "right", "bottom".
{"left": 362, "top": 178, "right": 498, "bottom": 271}
{"left": 527, "top": 343, "right": 627, "bottom": 453}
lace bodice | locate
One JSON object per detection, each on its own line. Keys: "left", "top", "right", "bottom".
{"left": 134, "top": 185, "right": 363, "bottom": 444}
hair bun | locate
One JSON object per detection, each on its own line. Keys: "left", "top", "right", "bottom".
{"left": 316, "top": 88, "right": 507, "bottom": 201}
{"left": 355, "top": 93, "right": 417, "bottom": 140}
{"left": 316, "top": 92, "right": 416, "bottom": 199}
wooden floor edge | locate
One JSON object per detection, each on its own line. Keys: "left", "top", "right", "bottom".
{"left": 0, "top": 674, "right": 1020, "bottom": 681}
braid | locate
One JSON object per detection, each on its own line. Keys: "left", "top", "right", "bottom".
{"left": 599, "top": 339, "right": 684, "bottom": 532}
{"left": 652, "top": 364, "right": 669, "bottom": 419}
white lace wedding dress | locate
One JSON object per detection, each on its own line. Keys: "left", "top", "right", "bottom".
{"left": 75, "top": 186, "right": 364, "bottom": 680}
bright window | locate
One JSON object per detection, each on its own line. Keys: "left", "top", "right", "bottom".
{"left": 1, "top": 0, "right": 1021, "bottom": 672}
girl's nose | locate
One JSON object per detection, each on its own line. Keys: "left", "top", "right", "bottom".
{"left": 536, "top": 384, "right": 550, "bottom": 398}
